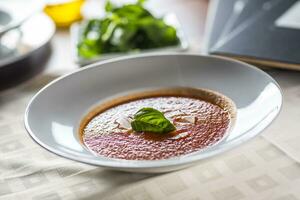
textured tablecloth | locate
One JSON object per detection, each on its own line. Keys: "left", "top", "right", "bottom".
{"left": 0, "top": 70, "right": 300, "bottom": 200}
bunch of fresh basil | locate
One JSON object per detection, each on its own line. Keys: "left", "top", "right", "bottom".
{"left": 77, "top": 0, "right": 180, "bottom": 59}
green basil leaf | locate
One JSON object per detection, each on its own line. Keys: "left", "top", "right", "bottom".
{"left": 105, "top": 1, "right": 114, "bottom": 12}
{"left": 137, "top": 0, "right": 146, "bottom": 5}
{"left": 131, "top": 108, "right": 176, "bottom": 133}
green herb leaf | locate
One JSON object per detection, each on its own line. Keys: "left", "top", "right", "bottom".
{"left": 137, "top": 0, "right": 146, "bottom": 5}
{"left": 105, "top": 1, "right": 114, "bottom": 12}
{"left": 131, "top": 108, "right": 176, "bottom": 134}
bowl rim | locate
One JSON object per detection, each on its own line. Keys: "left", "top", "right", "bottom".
{"left": 0, "top": 0, "right": 43, "bottom": 37}
{"left": 24, "top": 53, "right": 283, "bottom": 169}
{"left": 0, "top": 13, "right": 55, "bottom": 68}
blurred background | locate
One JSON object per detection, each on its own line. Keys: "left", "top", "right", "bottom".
{"left": 0, "top": 0, "right": 207, "bottom": 91}
{"left": 1, "top": 0, "right": 300, "bottom": 89}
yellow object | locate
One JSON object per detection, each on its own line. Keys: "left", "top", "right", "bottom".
{"left": 44, "top": 0, "right": 85, "bottom": 27}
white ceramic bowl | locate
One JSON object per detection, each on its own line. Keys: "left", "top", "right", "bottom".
{"left": 25, "top": 54, "right": 282, "bottom": 173}
{"left": 0, "top": 0, "right": 42, "bottom": 37}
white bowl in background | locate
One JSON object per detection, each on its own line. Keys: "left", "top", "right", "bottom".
{"left": 0, "top": 0, "right": 42, "bottom": 37}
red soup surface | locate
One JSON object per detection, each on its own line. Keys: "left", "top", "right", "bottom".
{"left": 80, "top": 88, "right": 234, "bottom": 160}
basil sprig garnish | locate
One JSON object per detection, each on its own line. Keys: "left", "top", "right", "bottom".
{"left": 131, "top": 108, "right": 176, "bottom": 134}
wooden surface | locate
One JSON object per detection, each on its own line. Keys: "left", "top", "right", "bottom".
{"left": 45, "top": 0, "right": 209, "bottom": 75}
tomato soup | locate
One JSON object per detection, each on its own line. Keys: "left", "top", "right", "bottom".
{"left": 80, "top": 88, "right": 235, "bottom": 160}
